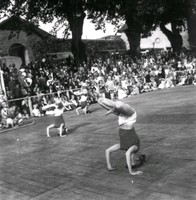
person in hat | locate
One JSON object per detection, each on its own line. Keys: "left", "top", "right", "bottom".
{"left": 98, "top": 98, "right": 145, "bottom": 175}
{"left": 44, "top": 102, "right": 68, "bottom": 137}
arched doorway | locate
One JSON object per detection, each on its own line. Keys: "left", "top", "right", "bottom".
{"left": 9, "top": 43, "right": 30, "bottom": 65}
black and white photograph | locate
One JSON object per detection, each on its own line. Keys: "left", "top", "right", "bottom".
{"left": 0, "top": 0, "right": 196, "bottom": 199}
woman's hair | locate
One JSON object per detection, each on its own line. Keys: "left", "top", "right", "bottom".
{"left": 57, "top": 102, "right": 64, "bottom": 109}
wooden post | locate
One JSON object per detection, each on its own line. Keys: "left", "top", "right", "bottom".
{"left": 28, "top": 97, "right": 33, "bottom": 116}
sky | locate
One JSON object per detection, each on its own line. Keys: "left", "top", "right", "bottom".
{"left": 39, "top": 18, "right": 118, "bottom": 39}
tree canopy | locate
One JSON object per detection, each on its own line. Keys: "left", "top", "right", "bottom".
{"left": 0, "top": 0, "right": 195, "bottom": 63}
{"left": 86, "top": 0, "right": 196, "bottom": 53}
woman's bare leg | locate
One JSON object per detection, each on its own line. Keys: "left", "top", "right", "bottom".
{"left": 76, "top": 107, "right": 81, "bottom": 115}
{"left": 105, "top": 143, "right": 120, "bottom": 171}
{"left": 83, "top": 107, "right": 87, "bottom": 115}
{"left": 59, "top": 123, "right": 66, "bottom": 137}
{"left": 46, "top": 124, "right": 54, "bottom": 137}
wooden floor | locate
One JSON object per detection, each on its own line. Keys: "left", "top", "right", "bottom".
{"left": 0, "top": 85, "right": 196, "bottom": 200}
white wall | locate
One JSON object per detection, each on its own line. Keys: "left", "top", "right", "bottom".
{"left": 119, "top": 23, "right": 190, "bottom": 50}
{"left": 141, "top": 27, "right": 171, "bottom": 50}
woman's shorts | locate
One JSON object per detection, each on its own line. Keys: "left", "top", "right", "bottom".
{"left": 81, "top": 101, "right": 87, "bottom": 109}
{"left": 54, "top": 115, "right": 65, "bottom": 127}
{"left": 119, "top": 127, "right": 140, "bottom": 151}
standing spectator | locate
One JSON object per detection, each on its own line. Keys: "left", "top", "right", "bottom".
{"left": 38, "top": 73, "right": 46, "bottom": 92}
{"left": 21, "top": 98, "right": 30, "bottom": 118}
{"left": 46, "top": 75, "right": 54, "bottom": 87}
{"left": 144, "top": 71, "right": 151, "bottom": 83}
{"left": 105, "top": 76, "right": 115, "bottom": 99}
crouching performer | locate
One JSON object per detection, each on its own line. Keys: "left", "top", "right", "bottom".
{"left": 43, "top": 102, "right": 68, "bottom": 137}
{"left": 98, "top": 98, "right": 145, "bottom": 175}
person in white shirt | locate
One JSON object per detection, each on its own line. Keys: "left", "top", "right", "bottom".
{"left": 32, "top": 104, "right": 41, "bottom": 117}
{"left": 43, "top": 102, "right": 68, "bottom": 137}
{"left": 105, "top": 76, "right": 115, "bottom": 99}
{"left": 75, "top": 93, "right": 90, "bottom": 115}
{"left": 98, "top": 98, "right": 145, "bottom": 175}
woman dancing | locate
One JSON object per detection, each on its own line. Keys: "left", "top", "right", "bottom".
{"left": 98, "top": 98, "right": 145, "bottom": 175}
{"left": 43, "top": 102, "right": 68, "bottom": 137}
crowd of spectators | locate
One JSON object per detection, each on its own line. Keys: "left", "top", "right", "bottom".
{"left": 0, "top": 50, "right": 196, "bottom": 129}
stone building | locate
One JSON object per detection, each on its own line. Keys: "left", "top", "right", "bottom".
{"left": 0, "top": 16, "right": 53, "bottom": 65}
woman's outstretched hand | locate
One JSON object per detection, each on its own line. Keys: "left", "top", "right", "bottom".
{"left": 130, "top": 171, "right": 143, "bottom": 175}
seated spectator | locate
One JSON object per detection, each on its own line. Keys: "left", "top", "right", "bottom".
{"left": 53, "top": 93, "right": 61, "bottom": 104}
{"left": 117, "top": 84, "right": 127, "bottom": 99}
{"left": 32, "top": 104, "right": 42, "bottom": 117}
{"left": 178, "top": 75, "right": 187, "bottom": 86}
{"left": 158, "top": 79, "right": 166, "bottom": 89}
{"left": 142, "top": 82, "right": 152, "bottom": 92}
{"left": 13, "top": 108, "right": 24, "bottom": 126}
{"left": 131, "top": 85, "right": 140, "bottom": 95}
{"left": 165, "top": 78, "right": 175, "bottom": 88}
{"left": 193, "top": 74, "right": 196, "bottom": 86}
{"left": 0, "top": 101, "right": 14, "bottom": 128}
{"left": 7, "top": 104, "right": 17, "bottom": 119}
{"left": 184, "top": 74, "right": 193, "bottom": 85}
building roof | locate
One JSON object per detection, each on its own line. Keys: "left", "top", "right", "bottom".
{"left": 0, "top": 16, "right": 53, "bottom": 38}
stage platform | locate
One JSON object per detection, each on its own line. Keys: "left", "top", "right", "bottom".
{"left": 0, "top": 85, "right": 196, "bottom": 200}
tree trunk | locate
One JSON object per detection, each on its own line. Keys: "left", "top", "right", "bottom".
{"left": 68, "top": 1, "right": 86, "bottom": 70}
{"left": 124, "top": 0, "right": 141, "bottom": 58}
{"left": 124, "top": 29, "right": 141, "bottom": 58}
{"left": 186, "top": 0, "right": 196, "bottom": 52}
{"left": 160, "top": 22, "right": 183, "bottom": 53}
{"left": 187, "top": 18, "right": 196, "bottom": 52}
{"left": 71, "top": 14, "right": 86, "bottom": 68}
